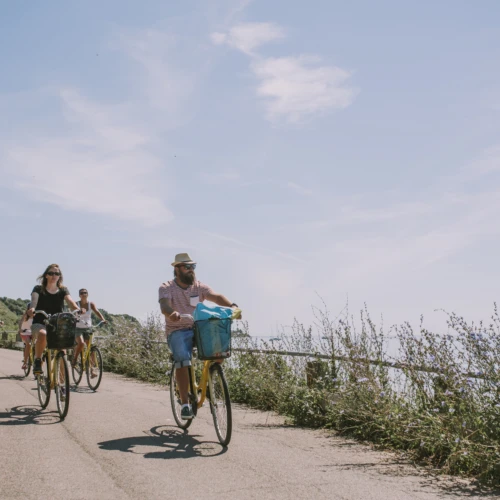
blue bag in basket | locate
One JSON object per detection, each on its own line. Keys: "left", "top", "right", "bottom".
{"left": 193, "top": 304, "right": 232, "bottom": 360}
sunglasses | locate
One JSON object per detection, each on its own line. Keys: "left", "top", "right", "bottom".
{"left": 80, "top": 292, "right": 88, "bottom": 295}
{"left": 180, "top": 264, "right": 196, "bottom": 270}
{"left": 46, "top": 272, "right": 61, "bottom": 276}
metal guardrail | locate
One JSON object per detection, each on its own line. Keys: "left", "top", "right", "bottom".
{"left": 92, "top": 336, "right": 487, "bottom": 381}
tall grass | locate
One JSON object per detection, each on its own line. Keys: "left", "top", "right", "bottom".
{"left": 97, "top": 305, "right": 500, "bottom": 486}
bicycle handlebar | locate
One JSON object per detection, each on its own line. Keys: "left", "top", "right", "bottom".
{"left": 34, "top": 309, "right": 81, "bottom": 319}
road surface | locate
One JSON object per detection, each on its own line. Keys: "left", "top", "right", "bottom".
{"left": 0, "top": 348, "right": 485, "bottom": 499}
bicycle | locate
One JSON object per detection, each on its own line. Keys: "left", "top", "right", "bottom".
{"left": 22, "top": 338, "right": 35, "bottom": 378}
{"left": 169, "top": 310, "right": 240, "bottom": 447}
{"left": 34, "top": 309, "right": 80, "bottom": 420}
{"left": 71, "top": 321, "right": 105, "bottom": 391}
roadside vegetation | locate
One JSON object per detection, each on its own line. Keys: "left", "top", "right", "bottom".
{"left": 3, "top": 294, "right": 500, "bottom": 486}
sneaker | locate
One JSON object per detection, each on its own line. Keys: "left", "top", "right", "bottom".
{"left": 90, "top": 368, "right": 97, "bottom": 379}
{"left": 59, "top": 387, "right": 66, "bottom": 402}
{"left": 33, "top": 358, "right": 42, "bottom": 375}
{"left": 181, "top": 405, "right": 194, "bottom": 420}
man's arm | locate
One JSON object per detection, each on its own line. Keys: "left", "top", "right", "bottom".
{"left": 159, "top": 297, "right": 180, "bottom": 321}
{"left": 205, "top": 291, "right": 235, "bottom": 308}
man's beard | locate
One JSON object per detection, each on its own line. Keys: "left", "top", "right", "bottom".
{"left": 178, "top": 272, "right": 195, "bottom": 286}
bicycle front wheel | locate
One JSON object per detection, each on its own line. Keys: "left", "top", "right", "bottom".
{"left": 71, "top": 351, "right": 83, "bottom": 386}
{"left": 209, "top": 363, "right": 232, "bottom": 446}
{"left": 86, "top": 347, "right": 103, "bottom": 391}
{"left": 55, "top": 352, "right": 70, "bottom": 420}
{"left": 169, "top": 365, "right": 192, "bottom": 430}
{"left": 37, "top": 353, "right": 50, "bottom": 409}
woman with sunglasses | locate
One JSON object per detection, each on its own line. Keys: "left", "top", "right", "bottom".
{"left": 27, "top": 264, "right": 81, "bottom": 375}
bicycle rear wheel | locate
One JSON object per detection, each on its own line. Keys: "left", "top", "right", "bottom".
{"left": 37, "top": 353, "right": 50, "bottom": 409}
{"left": 169, "top": 365, "right": 193, "bottom": 429}
{"left": 209, "top": 363, "right": 232, "bottom": 446}
{"left": 55, "top": 352, "right": 70, "bottom": 420}
{"left": 71, "top": 351, "right": 84, "bottom": 386}
{"left": 23, "top": 347, "right": 31, "bottom": 378}
{"left": 86, "top": 347, "right": 103, "bottom": 391}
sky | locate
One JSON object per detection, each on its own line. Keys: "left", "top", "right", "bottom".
{"left": 1, "top": 0, "right": 499, "bottom": 340}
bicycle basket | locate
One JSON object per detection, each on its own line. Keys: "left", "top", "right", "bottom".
{"left": 46, "top": 312, "right": 77, "bottom": 349}
{"left": 193, "top": 317, "right": 232, "bottom": 360}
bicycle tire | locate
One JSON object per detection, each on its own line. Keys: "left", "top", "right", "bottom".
{"left": 209, "top": 363, "right": 232, "bottom": 446}
{"left": 169, "top": 365, "right": 193, "bottom": 429}
{"left": 23, "top": 350, "right": 31, "bottom": 378}
{"left": 37, "top": 353, "right": 50, "bottom": 409}
{"left": 55, "top": 352, "right": 70, "bottom": 420}
{"left": 71, "top": 351, "right": 84, "bottom": 386}
{"left": 86, "top": 347, "right": 103, "bottom": 391}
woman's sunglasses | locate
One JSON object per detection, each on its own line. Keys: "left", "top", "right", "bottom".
{"left": 46, "top": 272, "right": 61, "bottom": 276}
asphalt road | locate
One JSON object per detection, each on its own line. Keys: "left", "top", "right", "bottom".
{"left": 0, "top": 348, "right": 486, "bottom": 499}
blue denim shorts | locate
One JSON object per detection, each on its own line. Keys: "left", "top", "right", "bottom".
{"left": 167, "top": 329, "right": 194, "bottom": 368}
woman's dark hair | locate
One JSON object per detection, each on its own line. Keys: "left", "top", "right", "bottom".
{"left": 37, "top": 264, "right": 64, "bottom": 294}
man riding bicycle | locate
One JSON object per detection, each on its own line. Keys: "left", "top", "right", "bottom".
{"left": 158, "top": 253, "right": 239, "bottom": 420}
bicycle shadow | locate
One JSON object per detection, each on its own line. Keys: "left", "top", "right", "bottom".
{"left": 0, "top": 405, "right": 60, "bottom": 426}
{"left": 98, "top": 425, "right": 228, "bottom": 459}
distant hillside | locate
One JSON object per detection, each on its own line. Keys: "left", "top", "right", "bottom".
{"left": 0, "top": 296, "right": 140, "bottom": 334}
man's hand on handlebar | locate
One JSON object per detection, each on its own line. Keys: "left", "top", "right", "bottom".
{"left": 169, "top": 311, "right": 181, "bottom": 322}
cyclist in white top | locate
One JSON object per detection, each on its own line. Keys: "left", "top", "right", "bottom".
{"left": 72, "top": 288, "right": 106, "bottom": 374}
{"left": 18, "top": 303, "right": 33, "bottom": 370}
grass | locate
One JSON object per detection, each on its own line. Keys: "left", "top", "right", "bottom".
{"left": 67, "top": 305, "right": 500, "bottom": 487}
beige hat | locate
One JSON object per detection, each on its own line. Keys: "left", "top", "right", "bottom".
{"left": 171, "top": 252, "right": 196, "bottom": 267}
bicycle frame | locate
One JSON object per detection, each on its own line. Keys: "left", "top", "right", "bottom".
{"left": 188, "top": 357, "right": 213, "bottom": 409}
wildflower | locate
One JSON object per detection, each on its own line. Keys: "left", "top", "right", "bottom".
{"left": 455, "top": 438, "right": 460, "bottom": 443}
{"left": 380, "top": 391, "right": 386, "bottom": 397}
{"left": 357, "top": 377, "right": 369, "bottom": 383}
{"left": 462, "top": 421, "right": 466, "bottom": 427}
{"left": 449, "top": 408, "right": 455, "bottom": 414}
{"left": 463, "top": 452, "right": 468, "bottom": 456}
{"left": 432, "top": 408, "right": 439, "bottom": 412}
{"left": 441, "top": 401, "right": 446, "bottom": 407}
{"left": 444, "top": 390, "right": 453, "bottom": 396}
{"left": 420, "top": 441, "right": 425, "bottom": 447}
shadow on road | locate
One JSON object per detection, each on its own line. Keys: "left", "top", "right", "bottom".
{"left": 0, "top": 405, "right": 60, "bottom": 426}
{"left": 0, "top": 375, "right": 26, "bottom": 381}
{"left": 98, "top": 425, "right": 228, "bottom": 459}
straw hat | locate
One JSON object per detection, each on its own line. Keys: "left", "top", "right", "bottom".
{"left": 171, "top": 252, "right": 197, "bottom": 267}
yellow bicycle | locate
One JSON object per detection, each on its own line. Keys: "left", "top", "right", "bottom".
{"left": 34, "top": 309, "right": 79, "bottom": 420}
{"left": 169, "top": 311, "right": 240, "bottom": 447}
{"left": 71, "top": 321, "right": 105, "bottom": 391}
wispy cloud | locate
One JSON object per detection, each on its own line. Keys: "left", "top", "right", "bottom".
{"left": 287, "top": 181, "right": 312, "bottom": 196}
{"left": 211, "top": 22, "right": 357, "bottom": 123}
{"left": 211, "top": 22, "right": 284, "bottom": 55}
{"left": 2, "top": 88, "right": 172, "bottom": 227}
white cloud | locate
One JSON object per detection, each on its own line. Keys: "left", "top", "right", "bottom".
{"left": 2, "top": 89, "right": 172, "bottom": 227}
{"left": 211, "top": 22, "right": 285, "bottom": 55}
{"left": 251, "top": 56, "right": 357, "bottom": 123}
{"left": 211, "top": 21, "right": 357, "bottom": 122}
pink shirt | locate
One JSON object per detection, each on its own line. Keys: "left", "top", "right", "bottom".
{"left": 158, "top": 280, "right": 213, "bottom": 336}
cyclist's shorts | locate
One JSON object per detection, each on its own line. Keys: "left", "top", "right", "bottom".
{"left": 31, "top": 323, "right": 46, "bottom": 337}
{"left": 21, "top": 333, "right": 32, "bottom": 343}
{"left": 167, "top": 328, "right": 194, "bottom": 369}
{"left": 76, "top": 328, "right": 92, "bottom": 340}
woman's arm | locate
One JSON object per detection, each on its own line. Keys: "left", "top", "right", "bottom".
{"left": 28, "top": 291, "right": 39, "bottom": 317}
{"left": 64, "top": 294, "right": 82, "bottom": 312}
{"left": 90, "top": 302, "right": 106, "bottom": 322}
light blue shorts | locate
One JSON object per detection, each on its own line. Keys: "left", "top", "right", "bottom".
{"left": 167, "top": 329, "right": 194, "bottom": 368}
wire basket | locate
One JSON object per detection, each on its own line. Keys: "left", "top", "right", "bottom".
{"left": 193, "top": 317, "right": 232, "bottom": 360}
{"left": 46, "top": 312, "right": 77, "bottom": 349}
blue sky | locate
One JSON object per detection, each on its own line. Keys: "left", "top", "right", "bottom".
{"left": 1, "top": 0, "right": 499, "bottom": 338}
